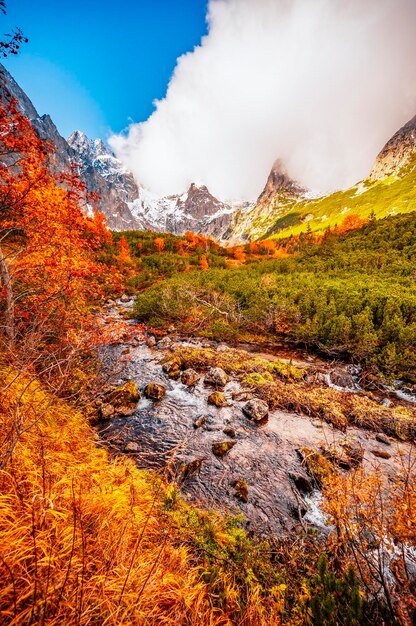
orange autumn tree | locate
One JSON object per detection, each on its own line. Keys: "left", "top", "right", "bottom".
{"left": 0, "top": 81, "right": 116, "bottom": 370}
{"left": 154, "top": 236, "right": 165, "bottom": 252}
{"left": 200, "top": 254, "right": 209, "bottom": 270}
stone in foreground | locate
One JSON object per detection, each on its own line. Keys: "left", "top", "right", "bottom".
{"left": 204, "top": 367, "right": 229, "bottom": 387}
{"left": 212, "top": 441, "right": 236, "bottom": 457}
{"left": 181, "top": 369, "right": 201, "bottom": 386}
{"left": 208, "top": 392, "right": 228, "bottom": 407}
{"left": 242, "top": 398, "right": 269, "bottom": 421}
{"left": 105, "top": 380, "right": 140, "bottom": 406}
{"left": 144, "top": 383, "right": 167, "bottom": 400}
{"left": 193, "top": 415, "right": 206, "bottom": 429}
{"left": 233, "top": 479, "right": 248, "bottom": 503}
{"left": 371, "top": 449, "right": 392, "bottom": 460}
{"left": 124, "top": 441, "right": 139, "bottom": 453}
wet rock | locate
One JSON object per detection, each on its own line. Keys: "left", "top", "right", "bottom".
{"left": 115, "top": 404, "right": 138, "bottom": 417}
{"left": 233, "top": 479, "right": 248, "bottom": 503}
{"left": 120, "top": 294, "right": 131, "bottom": 303}
{"left": 223, "top": 428, "right": 236, "bottom": 438}
{"left": 147, "top": 336, "right": 156, "bottom": 348}
{"left": 289, "top": 472, "right": 313, "bottom": 494}
{"left": 193, "top": 415, "right": 206, "bottom": 429}
{"left": 124, "top": 441, "right": 139, "bottom": 453}
{"left": 144, "top": 383, "right": 167, "bottom": 400}
{"left": 158, "top": 336, "right": 173, "bottom": 350}
{"left": 306, "top": 369, "right": 328, "bottom": 386}
{"left": 181, "top": 369, "right": 201, "bottom": 386}
{"left": 208, "top": 392, "right": 228, "bottom": 407}
{"left": 232, "top": 389, "right": 252, "bottom": 401}
{"left": 100, "top": 403, "right": 115, "bottom": 419}
{"left": 204, "top": 367, "right": 229, "bottom": 387}
{"left": 371, "top": 449, "right": 392, "bottom": 460}
{"left": 212, "top": 441, "right": 236, "bottom": 457}
{"left": 162, "top": 359, "right": 180, "bottom": 374}
{"left": 106, "top": 299, "right": 116, "bottom": 306}
{"left": 178, "top": 459, "right": 203, "bottom": 481}
{"left": 330, "top": 368, "right": 356, "bottom": 389}
{"left": 381, "top": 398, "right": 392, "bottom": 408}
{"left": 242, "top": 398, "right": 269, "bottom": 422}
{"left": 106, "top": 380, "right": 140, "bottom": 404}
{"left": 376, "top": 433, "right": 391, "bottom": 446}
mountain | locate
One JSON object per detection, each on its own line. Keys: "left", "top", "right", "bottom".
{"left": 226, "top": 160, "right": 308, "bottom": 242}
{"left": 0, "top": 64, "right": 140, "bottom": 230}
{"left": 229, "top": 115, "right": 416, "bottom": 242}
{"left": 370, "top": 114, "right": 416, "bottom": 180}
{"left": 0, "top": 63, "right": 240, "bottom": 238}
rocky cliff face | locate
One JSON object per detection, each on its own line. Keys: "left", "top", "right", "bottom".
{"left": 0, "top": 63, "right": 140, "bottom": 230}
{"left": 257, "top": 159, "right": 306, "bottom": 205}
{"left": 227, "top": 160, "right": 307, "bottom": 242}
{"left": 370, "top": 114, "right": 416, "bottom": 180}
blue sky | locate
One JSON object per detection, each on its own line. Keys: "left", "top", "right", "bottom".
{"left": 2, "top": 0, "right": 208, "bottom": 139}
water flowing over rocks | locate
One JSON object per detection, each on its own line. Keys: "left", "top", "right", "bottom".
{"left": 98, "top": 322, "right": 415, "bottom": 537}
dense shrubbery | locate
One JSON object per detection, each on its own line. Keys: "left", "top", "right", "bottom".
{"left": 133, "top": 213, "right": 416, "bottom": 381}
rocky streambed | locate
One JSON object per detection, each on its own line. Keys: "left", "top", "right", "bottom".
{"left": 95, "top": 301, "right": 416, "bottom": 537}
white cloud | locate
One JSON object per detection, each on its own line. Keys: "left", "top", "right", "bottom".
{"left": 109, "top": 0, "right": 416, "bottom": 201}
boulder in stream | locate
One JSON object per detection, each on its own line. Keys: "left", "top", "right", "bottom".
{"left": 147, "top": 336, "right": 156, "bottom": 348}
{"left": 178, "top": 459, "right": 203, "bottom": 481}
{"left": 124, "top": 441, "right": 139, "bottom": 453}
{"left": 233, "top": 479, "right": 248, "bottom": 503}
{"left": 204, "top": 367, "right": 229, "bottom": 387}
{"left": 105, "top": 380, "right": 140, "bottom": 405}
{"left": 181, "top": 369, "right": 201, "bottom": 386}
{"left": 212, "top": 441, "right": 236, "bottom": 457}
{"left": 330, "top": 368, "right": 356, "bottom": 389}
{"left": 120, "top": 294, "right": 131, "bottom": 303}
{"left": 371, "top": 449, "right": 392, "bottom": 460}
{"left": 208, "top": 392, "right": 228, "bottom": 407}
{"left": 193, "top": 415, "right": 206, "bottom": 429}
{"left": 242, "top": 398, "right": 269, "bottom": 422}
{"left": 158, "top": 336, "right": 173, "bottom": 350}
{"left": 144, "top": 383, "right": 166, "bottom": 400}
{"left": 100, "top": 403, "right": 115, "bottom": 419}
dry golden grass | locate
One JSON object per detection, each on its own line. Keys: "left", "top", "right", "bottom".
{"left": 0, "top": 369, "right": 283, "bottom": 625}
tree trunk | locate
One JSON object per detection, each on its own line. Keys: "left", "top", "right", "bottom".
{"left": 0, "top": 243, "right": 15, "bottom": 350}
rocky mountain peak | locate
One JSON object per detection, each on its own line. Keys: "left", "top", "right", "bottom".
{"left": 370, "top": 114, "right": 416, "bottom": 180}
{"left": 258, "top": 159, "right": 306, "bottom": 205}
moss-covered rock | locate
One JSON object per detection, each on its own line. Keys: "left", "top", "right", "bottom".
{"left": 233, "top": 479, "right": 248, "bottom": 503}
{"left": 208, "top": 392, "right": 228, "bottom": 407}
{"left": 105, "top": 380, "right": 140, "bottom": 407}
{"left": 212, "top": 441, "right": 236, "bottom": 457}
{"left": 144, "top": 383, "right": 166, "bottom": 400}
